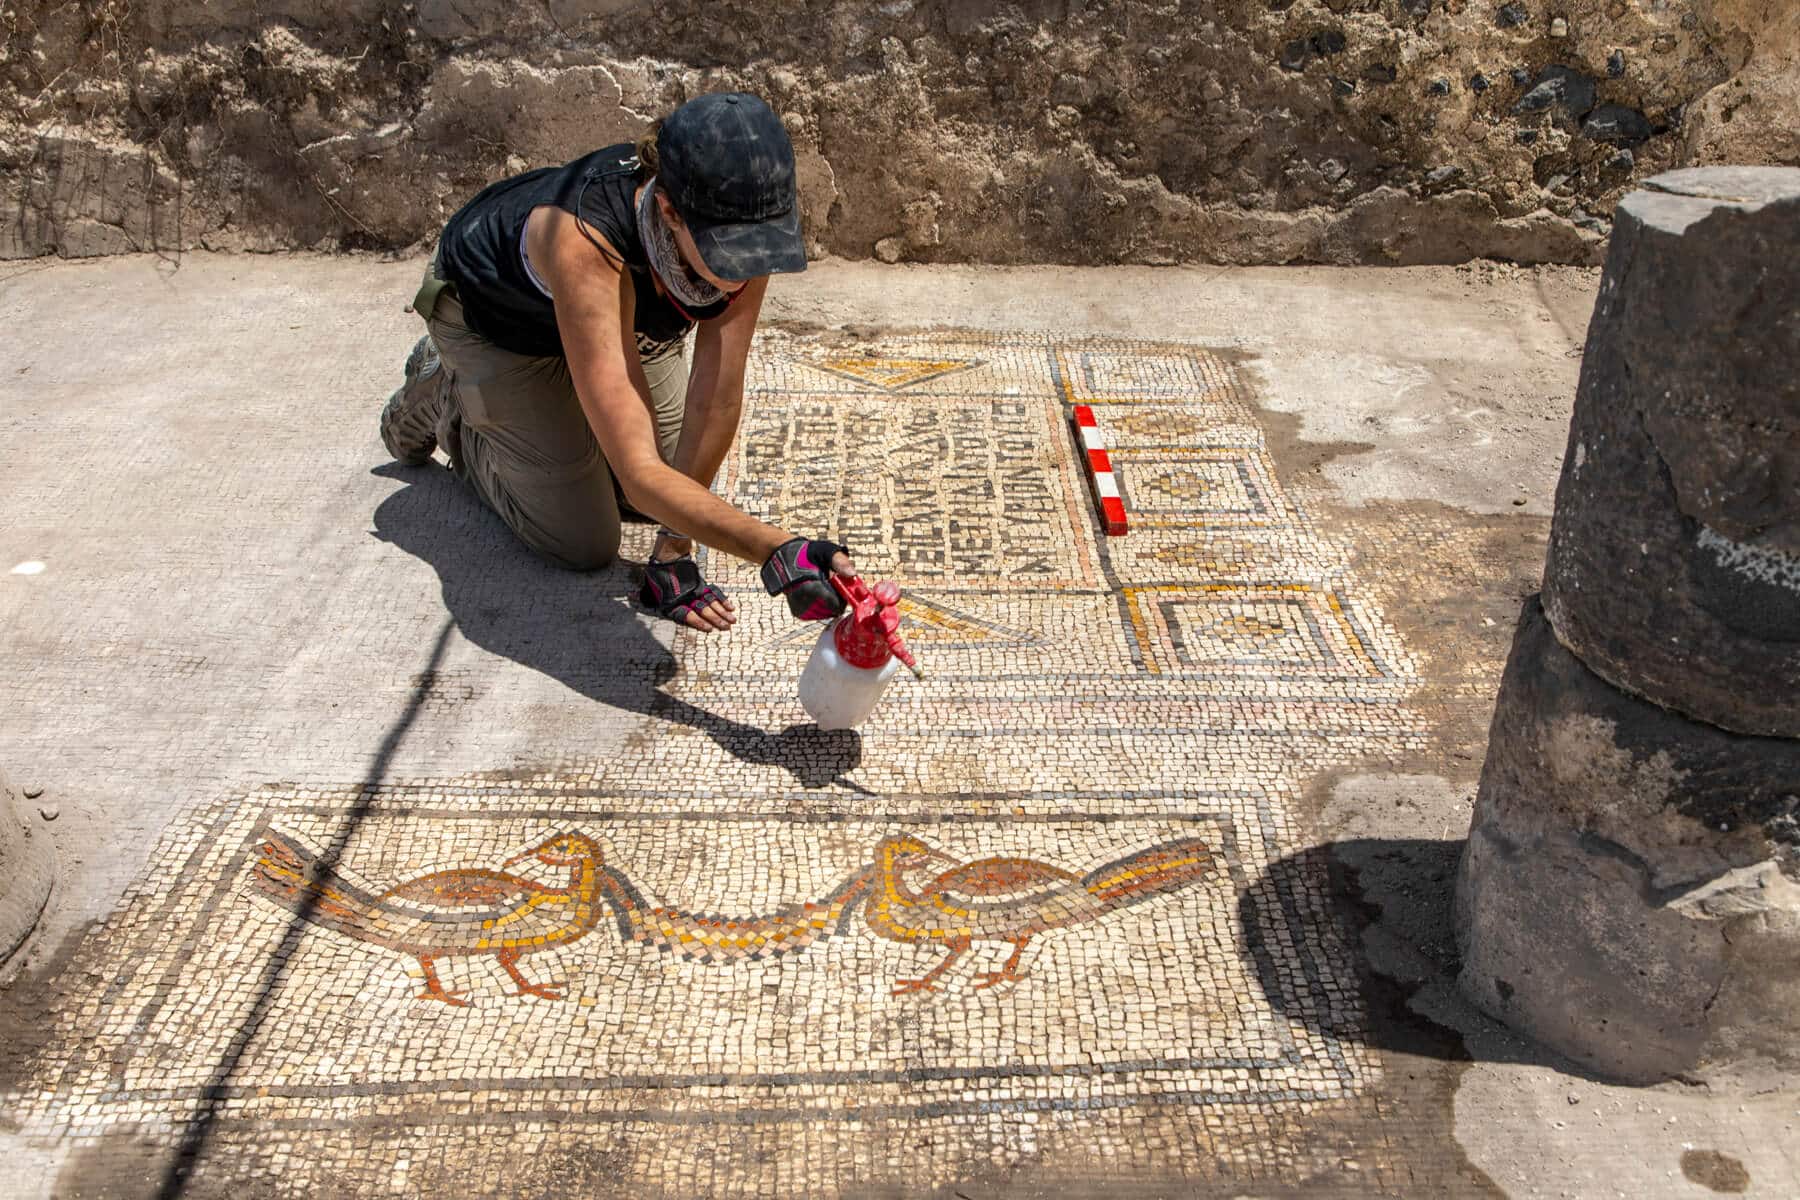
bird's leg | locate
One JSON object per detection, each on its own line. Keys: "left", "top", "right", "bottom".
{"left": 892, "top": 936, "right": 970, "bottom": 995}
{"left": 414, "top": 955, "right": 470, "bottom": 1006}
{"left": 496, "top": 946, "right": 563, "bottom": 1000}
{"left": 973, "top": 937, "right": 1033, "bottom": 990}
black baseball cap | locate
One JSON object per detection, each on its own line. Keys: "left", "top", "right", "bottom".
{"left": 657, "top": 92, "right": 807, "bottom": 281}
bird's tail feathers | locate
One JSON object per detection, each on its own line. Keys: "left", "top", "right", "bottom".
{"left": 1083, "top": 837, "right": 1215, "bottom": 910}
{"left": 250, "top": 830, "right": 389, "bottom": 943}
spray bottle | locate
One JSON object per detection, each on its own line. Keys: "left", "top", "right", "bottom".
{"left": 798, "top": 576, "right": 924, "bottom": 731}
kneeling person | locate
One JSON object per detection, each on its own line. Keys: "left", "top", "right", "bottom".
{"left": 382, "top": 91, "right": 851, "bottom": 631}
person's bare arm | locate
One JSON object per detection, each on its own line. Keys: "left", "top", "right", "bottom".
{"left": 642, "top": 278, "right": 767, "bottom": 629}
{"left": 668, "top": 275, "right": 764, "bottom": 491}
{"left": 530, "top": 208, "right": 855, "bottom": 634}
{"left": 533, "top": 207, "right": 788, "bottom": 566}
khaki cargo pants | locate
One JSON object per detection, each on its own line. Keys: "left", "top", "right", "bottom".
{"left": 408, "top": 259, "right": 687, "bottom": 570}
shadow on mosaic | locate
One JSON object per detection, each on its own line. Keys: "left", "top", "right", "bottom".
{"left": 370, "top": 461, "right": 865, "bottom": 792}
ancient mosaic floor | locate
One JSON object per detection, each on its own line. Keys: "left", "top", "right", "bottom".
{"left": 7, "top": 334, "right": 1425, "bottom": 1195}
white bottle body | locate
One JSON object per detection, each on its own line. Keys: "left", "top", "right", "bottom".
{"left": 798, "top": 617, "right": 900, "bottom": 730}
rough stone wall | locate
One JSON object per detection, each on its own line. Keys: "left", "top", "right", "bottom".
{"left": 2, "top": 0, "right": 1795, "bottom": 265}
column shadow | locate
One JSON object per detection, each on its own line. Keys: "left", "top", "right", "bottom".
{"left": 1238, "top": 836, "right": 1608, "bottom": 1078}
{"left": 157, "top": 617, "right": 456, "bottom": 1197}
{"left": 368, "top": 462, "right": 863, "bottom": 791}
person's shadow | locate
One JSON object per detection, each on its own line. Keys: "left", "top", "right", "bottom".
{"left": 370, "top": 462, "right": 864, "bottom": 790}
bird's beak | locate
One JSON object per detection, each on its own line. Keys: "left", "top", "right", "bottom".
{"left": 924, "top": 850, "right": 957, "bottom": 865}
{"left": 502, "top": 849, "right": 532, "bottom": 868}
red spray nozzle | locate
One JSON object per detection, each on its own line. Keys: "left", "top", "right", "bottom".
{"left": 829, "top": 575, "right": 924, "bottom": 679}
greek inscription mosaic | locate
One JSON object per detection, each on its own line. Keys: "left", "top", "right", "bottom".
{"left": 7, "top": 333, "right": 1424, "bottom": 1196}
{"left": 731, "top": 392, "right": 1092, "bottom": 587}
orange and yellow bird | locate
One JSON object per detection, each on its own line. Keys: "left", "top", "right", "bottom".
{"left": 865, "top": 833, "right": 1216, "bottom": 994}
{"left": 251, "top": 830, "right": 606, "bottom": 1005}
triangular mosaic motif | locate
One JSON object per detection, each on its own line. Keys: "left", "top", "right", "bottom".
{"left": 765, "top": 595, "right": 1046, "bottom": 652}
{"left": 815, "top": 356, "right": 982, "bottom": 392}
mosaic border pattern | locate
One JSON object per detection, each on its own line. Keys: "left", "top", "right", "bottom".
{"left": 20, "top": 786, "right": 1370, "bottom": 1129}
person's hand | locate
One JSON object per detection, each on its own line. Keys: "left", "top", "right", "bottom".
{"left": 761, "top": 537, "right": 856, "bottom": 620}
{"left": 641, "top": 543, "right": 739, "bottom": 634}
{"left": 680, "top": 589, "right": 738, "bottom": 633}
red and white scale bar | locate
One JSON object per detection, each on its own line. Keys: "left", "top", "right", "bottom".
{"left": 1071, "top": 405, "right": 1128, "bottom": 536}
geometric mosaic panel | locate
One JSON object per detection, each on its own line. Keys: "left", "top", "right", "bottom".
{"left": 1113, "top": 447, "right": 1294, "bottom": 529}
{"left": 1096, "top": 405, "right": 1228, "bottom": 446}
{"left": 1052, "top": 347, "right": 1228, "bottom": 403}
{"left": 1122, "top": 584, "right": 1397, "bottom": 678}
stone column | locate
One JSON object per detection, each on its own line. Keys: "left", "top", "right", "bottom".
{"left": 0, "top": 766, "right": 55, "bottom": 967}
{"left": 1542, "top": 167, "right": 1800, "bottom": 737}
{"left": 1456, "top": 167, "right": 1800, "bottom": 1083}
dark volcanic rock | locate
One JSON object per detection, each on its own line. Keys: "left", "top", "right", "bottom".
{"left": 1542, "top": 167, "right": 1800, "bottom": 737}
{"left": 1583, "top": 104, "right": 1654, "bottom": 145}
{"left": 1514, "top": 65, "right": 1599, "bottom": 117}
{"left": 1456, "top": 600, "right": 1800, "bottom": 1083}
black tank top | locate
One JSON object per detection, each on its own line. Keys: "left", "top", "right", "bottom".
{"left": 435, "top": 145, "right": 729, "bottom": 358}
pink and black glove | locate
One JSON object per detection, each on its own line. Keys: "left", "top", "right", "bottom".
{"left": 761, "top": 537, "right": 851, "bottom": 620}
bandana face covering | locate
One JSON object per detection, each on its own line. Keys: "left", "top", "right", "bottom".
{"left": 636, "top": 178, "right": 726, "bottom": 311}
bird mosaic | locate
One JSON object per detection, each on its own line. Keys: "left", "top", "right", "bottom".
{"left": 252, "top": 830, "right": 607, "bottom": 1005}
{"left": 865, "top": 833, "right": 1216, "bottom": 993}
{"left": 248, "top": 829, "right": 1217, "bottom": 1001}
